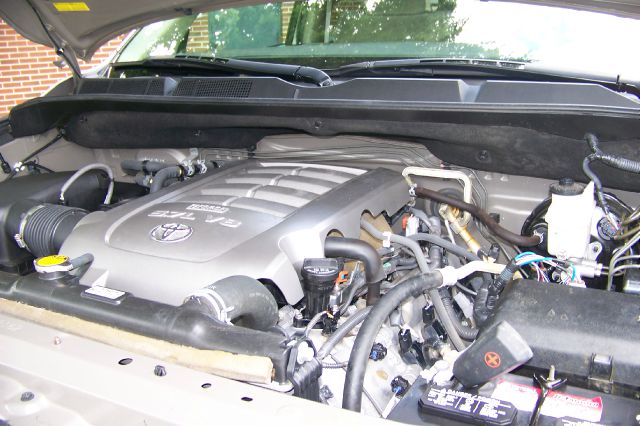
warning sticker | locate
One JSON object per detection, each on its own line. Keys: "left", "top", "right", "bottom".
{"left": 491, "top": 380, "right": 539, "bottom": 412}
{"left": 420, "top": 385, "right": 517, "bottom": 425}
{"left": 84, "top": 286, "right": 126, "bottom": 301}
{"left": 543, "top": 392, "right": 603, "bottom": 423}
{"left": 492, "top": 381, "right": 604, "bottom": 423}
{"left": 53, "top": 2, "right": 90, "bottom": 12}
{"left": 484, "top": 351, "right": 502, "bottom": 369}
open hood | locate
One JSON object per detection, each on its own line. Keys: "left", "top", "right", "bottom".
{"left": 1, "top": 0, "right": 640, "bottom": 61}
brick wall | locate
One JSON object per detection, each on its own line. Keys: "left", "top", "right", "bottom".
{"left": 0, "top": 19, "right": 126, "bottom": 116}
{"left": 185, "top": 14, "right": 210, "bottom": 52}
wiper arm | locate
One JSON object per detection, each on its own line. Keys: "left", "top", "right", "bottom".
{"left": 331, "top": 58, "right": 528, "bottom": 77}
{"left": 330, "top": 57, "right": 640, "bottom": 95}
{"left": 112, "top": 56, "right": 333, "bottom": 87}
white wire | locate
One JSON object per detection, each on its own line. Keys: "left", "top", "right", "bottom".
{"left": 59, "top": 163, "right": 114, "bottom": 205}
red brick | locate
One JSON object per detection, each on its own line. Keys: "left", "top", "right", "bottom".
{"left": 0, "top": 19, "right": 125, "bottom": 114}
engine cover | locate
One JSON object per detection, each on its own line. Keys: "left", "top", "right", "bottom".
{"left": 61, "top": 161, "right": 409, "bottom": 305}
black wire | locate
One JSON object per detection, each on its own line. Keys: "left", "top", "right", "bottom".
{"left": 583, "top": 133, "right": 640, "bottom": 224}
{"left": 6, "top": 132, "right": 63, "bottom": 179}
{"left": 0, "top": 152, "right": 10, "bottom": 174}
{"left": 25, "top": 161, "right": 54, "bottom": 174}
{"left": 583, "top": 154, "right": 612, "bottom": 219}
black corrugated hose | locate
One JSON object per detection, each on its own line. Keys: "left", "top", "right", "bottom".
{"left": 440, "top": 288, "right": 478, "bottom": 341}
{"left": 342, "top": 272, "right": 443, "bottom": 412}
{"left": 473, "top": 258, "right": 518, "bottom": 325}
{"left": 583, "top": 133, "right": 640, "bottom": 221}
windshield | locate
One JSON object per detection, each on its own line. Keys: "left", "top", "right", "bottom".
{"left": 115, "top": 0, "right": 640, "bottom": 78}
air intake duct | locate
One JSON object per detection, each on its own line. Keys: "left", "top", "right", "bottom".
{"left": 8, "top": 200, "right": 87, "bottom": 257}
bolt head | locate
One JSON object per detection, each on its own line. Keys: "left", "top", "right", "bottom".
{"left": 154, "top": 365, "right": 167, "bottom": 377}
{"left": 20, "top": 391, "right": 34, "bottom": 402}
{"left": 53, "top": 336, "right": 62, "bottom": 345}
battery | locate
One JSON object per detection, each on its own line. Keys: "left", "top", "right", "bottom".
{"left": 481, "top": 280, "right": 640, "bottom": 396}
{"left": 418, "top": 385, "right": 517, "bottom": 425}
{"left": 387, "top": 375, "right": 640, "bottom": 425}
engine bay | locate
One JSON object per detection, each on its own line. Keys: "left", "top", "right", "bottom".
{"left": 2, "top": 131, "right": 640, "bottom": 424}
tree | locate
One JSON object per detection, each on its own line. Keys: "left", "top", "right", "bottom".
{"left": 302, "top": 0, "right": 467, "bottom": 44}
{"left": 208, "top": 4, "right": 282, "bottom": 52}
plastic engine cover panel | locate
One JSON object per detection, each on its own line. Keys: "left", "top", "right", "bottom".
{"left": 60, "top": 161, "right": 409, "bottom": 305}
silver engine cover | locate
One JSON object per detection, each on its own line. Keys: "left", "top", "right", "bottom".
{"left": 61, "top": 161, "right": 409, "bottom": 305}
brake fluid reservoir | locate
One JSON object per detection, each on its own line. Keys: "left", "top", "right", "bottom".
{"left": 545, "top": 179, "right": 596, "bottom": 259}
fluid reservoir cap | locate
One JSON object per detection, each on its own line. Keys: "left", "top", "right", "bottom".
{"left": 301, "top": 258, "right": 341, "bottom": 283}
{"left": 34, "top": 255, "right": 73, "bottom": 274}
{"left": 550, "top": 178, "right": 585, "bottom": 196}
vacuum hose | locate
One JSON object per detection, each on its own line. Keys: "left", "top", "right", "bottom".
{"left": 413, "top": 186, "right": 542, "bottom": 247}
{"left": 359, "top": 219, "right": 466, "bottom": 350}
{"left": 121, "top": 159, "right": 173, "bottom": 176}
{"left": 149, "top": 166, "right": 183, "bottom": 193}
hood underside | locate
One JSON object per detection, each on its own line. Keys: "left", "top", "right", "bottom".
{"left": 1, "top": 0, "right": 640, "bottom": 61}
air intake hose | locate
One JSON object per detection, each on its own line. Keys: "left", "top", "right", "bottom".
{"left": 184, "top": 275, "right": 279, "bottom": 331}
{"left": 7, "top": 200, "right": 87, "bottom": 257}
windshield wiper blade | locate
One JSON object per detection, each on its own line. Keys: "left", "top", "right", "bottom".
{"left": 330, "top": 58, "right": 640, "bottom": 94}
{"left": 331, "top": 58, "right": 530, "bottom": 77}
{"left": 112, "top": 56, "right": 333, "bottom": 87}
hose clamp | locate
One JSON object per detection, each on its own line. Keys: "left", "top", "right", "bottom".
{"left": 188, "top": 287, "right": 235, "bottom": 324}
{"left": 436, "top": 266, "right": 458, "bottom": 287}
{"left": 14, "top": 204, "right": 45, "bottom": 252}
{"left": 408, "top": 183, "right": 417, "bottom": 198}
{"left": 382, "top": 231, "right": 392, "bottom": 248}
{"left": 533, "top": 229, "right": 544, "bottom": 244}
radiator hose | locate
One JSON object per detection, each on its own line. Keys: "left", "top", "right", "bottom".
{"left": 184, "top": 275, "right": 279, "bottom": 331}
{"left": 0, "top": 271, "right": 290, "bottom": 381}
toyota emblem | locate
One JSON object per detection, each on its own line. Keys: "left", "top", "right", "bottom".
{"left": 150, "top": 223, "right": 193, "bottom": 243}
